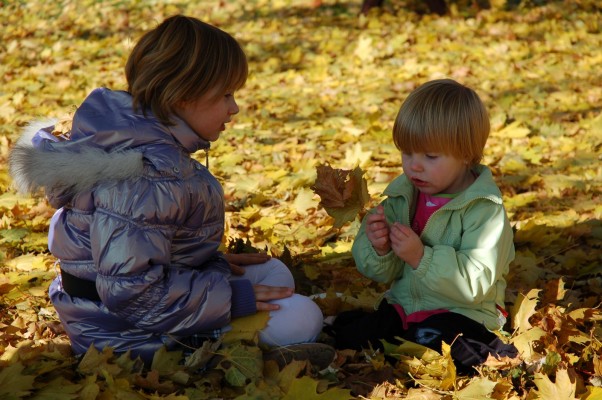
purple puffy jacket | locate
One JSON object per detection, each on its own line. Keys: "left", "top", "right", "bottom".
{"left": 9, "top": 88, "right": 256, "bottom": 363}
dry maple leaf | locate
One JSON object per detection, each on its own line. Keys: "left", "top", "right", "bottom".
{"left": 482, "top": 353, "right": 523, "bottom": 369}
{"left": 311, "top": 164, "right": 370, "bottom": 228}
{"left": 312, "top": 164, "right": 350, "bottom": 208}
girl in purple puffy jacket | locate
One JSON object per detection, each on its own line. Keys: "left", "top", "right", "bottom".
{"left": 9, "top": 15, "right": 331, "bottom": 368}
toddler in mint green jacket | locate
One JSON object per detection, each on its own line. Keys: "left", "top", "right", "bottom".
{"left": 329, "top": 79, "right": 517, "bottom": 374}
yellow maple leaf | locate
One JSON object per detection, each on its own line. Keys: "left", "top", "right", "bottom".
{"left": 511, "top": 327, "right": 546, "bottom": 361}
{"left": 511, "top": 288, "right": 541, "bottom": 333}
{"left": 223, "top": 311, "right": 270, "bottom": 345}
{"left": 293, "top": 187, "right": 318, "bottom": 214}
{"left": 78, "top": 346, "right": 123, "bottom": 377}
{"left": 582, "top": 386, "right": 602, "bottom": 400}
{"left": 344, "top": 142, "right": 372, "bottom": 168}
{"left": 441, "top": 342, "right": 457, "bottom": 388}
{"left": 492, "top": 120, "right": 531, "bottom": 138}
{"left": 454, "top": 377, "right": 498, "bottom": 400}
{"left": 533, "top": 368, "right": 578, "bottom": 400}
{"left": 6, "top": 253, "right": 52, "bottom": 273}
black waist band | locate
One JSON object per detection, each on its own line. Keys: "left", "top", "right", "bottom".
{"left": 60, "top": 269, "right": 102, "bottom": 302}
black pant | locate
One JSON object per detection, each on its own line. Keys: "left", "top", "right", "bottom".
{"left": 326, "top": 301, "right": 517, "bottom": 374}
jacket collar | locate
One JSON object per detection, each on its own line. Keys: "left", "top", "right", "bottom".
{"left": 168, "top": 115, "right": 210, "bottom": 154}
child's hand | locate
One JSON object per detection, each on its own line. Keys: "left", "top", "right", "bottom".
{"left": 253, "top": 285, "right": 294, "bottom": 311}
{"left": 365, "top": 205, "right": 391, "bottom": 256}
{"left": 224, "top": 253, "right": 272, "bottom": 276}
{"left": 389, "top": 223, "right": 424, "bottom": 269}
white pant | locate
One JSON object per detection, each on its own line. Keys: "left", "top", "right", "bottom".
{"left": 230, "top": 258, "right": 323, "bottom": 347}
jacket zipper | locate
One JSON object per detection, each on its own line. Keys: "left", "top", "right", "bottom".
{"left": 403, "top": 190, "right": 421, "bottom": 311}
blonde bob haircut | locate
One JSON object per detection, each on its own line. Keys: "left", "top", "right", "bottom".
{"left": 393, "top": 79, "right": 490, "bottom": 166}
{"left": 125, "top": 15, "right": 248, "bottom": 125}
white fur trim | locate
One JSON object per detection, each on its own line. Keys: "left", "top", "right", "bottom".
{"left": 16, "top": 118, "right": 59, "bottom": 146}
{"left": 9, "top": 131, "right": 145, "bottom": 195}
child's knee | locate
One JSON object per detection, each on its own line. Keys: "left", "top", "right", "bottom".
{"left": 260, "top": 258, "right": 295, "bottom": 288}
{"left": 259, "top": 294, "right": 323, "bottom": 346}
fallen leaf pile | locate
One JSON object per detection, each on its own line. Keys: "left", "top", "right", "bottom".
{"left": 0, "top": 0, "right": 600, "bottom": 398}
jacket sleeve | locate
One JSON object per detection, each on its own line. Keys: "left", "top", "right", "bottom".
{"left": 352, "top": 203, "right": 405, "bottom": 284}
{"left": 410, "top": 201, "right": 514, "bottom": 306}
{"left": 90, "top": 179, "right": 256, "bottom": 336}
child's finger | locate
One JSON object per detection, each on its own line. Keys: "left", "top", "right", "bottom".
{"left": 229, "top": 263, "right": 246, "bottom": 276}
{"left": 225, "top": 252, "right": 271, "bottom": 266}
{"left": 397, "top": 224, "right": 416, "bottom": 237}
{"left": 391, "top": 222, "right": 411, "bottom": 237}
{"left": 256, "top": 302, "right": 280, "bottom": 311}
{"left": 366, "top": 212, "right": 386, "bottom": 224}
{"left": 369, "top": 221, "right": 389, "bottom": 233}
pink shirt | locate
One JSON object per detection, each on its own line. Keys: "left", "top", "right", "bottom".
{"left": 411, "top": 192, "right": 454, "bottom": 235}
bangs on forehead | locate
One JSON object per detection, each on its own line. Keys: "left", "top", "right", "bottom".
{"left": 211, "top": 47, "right": 248, "bottom": 99}
{"left": 224, "top": 62, "right": 248, "bottom": 93}
{"left": 395, "top": 121, "right": 454, "bottom": 155}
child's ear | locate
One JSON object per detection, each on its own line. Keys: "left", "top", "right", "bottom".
{"left": 173, "top": 100, "right": 189, "bottom": 114}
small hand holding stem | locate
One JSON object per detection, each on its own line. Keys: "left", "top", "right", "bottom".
{"left": 366, "top": 205, "right": 391, "bottom": 256}
{"left": 389, "top": 222, "right": 424, "bottom": 269}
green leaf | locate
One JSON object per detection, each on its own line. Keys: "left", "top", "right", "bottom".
{"left": 0, "top": 363, "right": 35, "bottom": 399}
{"left": 282, "top": 376, "right": 353, "bottom": 400}
{"left": 217, "top": 343, "right": 263, "bottom": 387}
{"left": 0, "top": 228, "right": 28, "bottom": 243}
{"left": 150, "top": 346, "right": 183, "bottom": 377}
{"left": 29, "top": 377, "right": 81, "bottom": 400}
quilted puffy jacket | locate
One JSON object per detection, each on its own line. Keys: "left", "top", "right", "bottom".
{"left": 9, "top": 88, "right": 256, "bottom": 363}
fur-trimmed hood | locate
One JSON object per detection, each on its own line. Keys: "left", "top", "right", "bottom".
{"left": 9, "top": 122, "right": 145, "bottom": 205}
{"left": 9, "top": 88, "right": 209, "bottom": 207}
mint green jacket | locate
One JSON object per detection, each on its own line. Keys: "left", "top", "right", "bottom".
{"left": 352, "top": 165, "right": 515, "bottom": 330}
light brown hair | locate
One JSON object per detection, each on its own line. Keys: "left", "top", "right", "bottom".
{"left": 392, "top": 79, "right": 490, "bottom": 165}
{"left": 125, "top": 15, "right": 248, "bottom": 125}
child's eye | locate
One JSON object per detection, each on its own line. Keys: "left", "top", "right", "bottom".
{"left": 426, "top": 154, "right": 439, "bottom": 159}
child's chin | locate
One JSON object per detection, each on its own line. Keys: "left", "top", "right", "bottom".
{"left": 417, "top": 187, "right": 437, "bottom": 195}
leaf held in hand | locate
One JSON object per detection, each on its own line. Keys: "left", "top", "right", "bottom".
{"left": 311, "top": 164, "right": 370, "bottom": 228}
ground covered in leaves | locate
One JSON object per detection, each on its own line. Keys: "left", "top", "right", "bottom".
{"left": 0, "top": 0, "right": 601, "bottom": 398}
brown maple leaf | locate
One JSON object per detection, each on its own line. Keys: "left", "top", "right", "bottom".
{"left": 311, "top": 164, "right": 370, "bottom": 228}
{"left": 311, "top": 164, "right": 349, "bottom": 208}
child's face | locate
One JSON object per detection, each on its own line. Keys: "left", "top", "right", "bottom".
{"left": 402, "top": 152, "right": 473, "bottom": 195}
{"left": 175, "top": 89, "right": 239, "bottom": 142}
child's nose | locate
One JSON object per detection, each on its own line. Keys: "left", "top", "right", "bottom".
{"left": 410, "top": 158, "right": 423, "bottom": 171}
{"left": 230, "top": 101, "right": 239, "bottom": 115}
